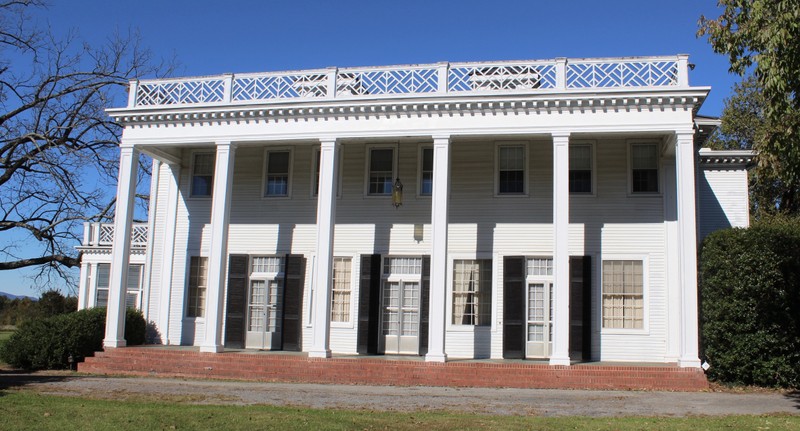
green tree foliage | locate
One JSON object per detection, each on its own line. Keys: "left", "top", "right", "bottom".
{"left": 0, "top": 290, "right": 77, "bottom": 325}
{"left": 0, "top": 307, "right": 146, "bottom": 370}
{"left": 699, "top": 1, "right": 800, "bottom": 214}
{"left": 706, "top": 76, "right": 800, "bottom": 214}
{"left": 699, "top": 219, "right": 800, "bottom": 388}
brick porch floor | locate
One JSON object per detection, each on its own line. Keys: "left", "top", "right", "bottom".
{"left": 78, "top": 346, "right": 709, "bottom": 391}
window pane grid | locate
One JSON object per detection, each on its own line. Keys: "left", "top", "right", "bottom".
{"left": 498, "top": 146, "right": 525, "bottom": 194}
{"left": 369, "top": 148, "right": 394, "bottom": 195}
{"left": 383, "top": 257, "right": 422, "bottom": 275}
{"left": 602, "top": 260, "right": 644, "bottom": 329}
{"left": 452, "top": 259, "right": 492, "bottom": 326}
{"left": 265, "top": 151, "right": 290, "bottom": 196}
{"left": 526, "top": 258, "right": 553, "bottom": 276}
{"left": 252, "top": 256, "right": 283, "bottom": 274}
{"left": 187, "top": 256, "right": 208, "bottom": 318}
{"left": 192, "top": 153, "right": 214, "bottom": 196}
{"left": 631, "top": 144, "right": 658, "bottom": 193}
{"left": 331, "top": 257, "right": 352, "bottom": 322}
{"left": 421, "top": 148, "right": 433, "bottom": 195}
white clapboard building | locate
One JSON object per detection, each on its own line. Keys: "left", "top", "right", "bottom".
{"left": 77, "top": 56, "right": 753, "bottom": 367}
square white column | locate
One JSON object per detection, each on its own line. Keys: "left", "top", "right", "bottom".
{"left": 550, "top": 132, "right": 571, "bottom": 366}
{"left": 200, "top": 142, "right": 236, "bottom": 353}
{"left": 104, "top": 144, "right": 139, "bottom": 348}
{"left": 675, "top": 130, "right": 701, "bottom": 368}
{"left": 309, "top": 138, "right": 340, "bottom": 358}
{"left": 426, "top": 135, "right": 450, "bottom": 363}
{"left": 158, "top": 162, "right": 181, "bottom": 345}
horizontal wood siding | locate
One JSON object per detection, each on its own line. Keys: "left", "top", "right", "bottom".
{"left": 164, "top": 137, "right": 672, "bottom": 362}
{"left": 698, "top": 168, "right": 749, "bottom": 240}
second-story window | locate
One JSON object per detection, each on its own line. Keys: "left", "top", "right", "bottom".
{"left": 265, "top": 150, "right": 291, "bottom": 197}
{"left": 569, "top": 144, "right": 592, "bottom": 194}
{"left": 497, "top": 144, "right": 526, "bottom": 195}
{"left": 191, "top": 152, "right": 214, "bottom": 197}
{"left": 420, "top": 147, "right": 433, "bottom": 196}
{"left": 631, "top": 143, "right": 659, "bottom": 193}
{"left": 368, "top": 147, "right": 394, "bottom": 195}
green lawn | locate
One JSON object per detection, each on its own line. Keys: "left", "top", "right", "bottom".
{"left": 0, "top": 391, "right": 797, "bottom": 431}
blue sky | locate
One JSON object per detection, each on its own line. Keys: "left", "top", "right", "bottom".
{"left": 2, "top": 0, "right": 740, "bottom": 297}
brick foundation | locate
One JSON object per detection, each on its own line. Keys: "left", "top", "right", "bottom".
{"left": 79, "top": 346, "right": 709, "bottom": 391}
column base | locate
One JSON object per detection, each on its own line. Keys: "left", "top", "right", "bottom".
{"left": 678, "top": 357, "right": 701, "bottom": 368}
{"left": 103, "top": 339, "right": 127, "bottom": 349}
{"left": 425, "top": 353, "right": 447, "bottom": 363}
{"left": 308, "top": 349, "right": 332, "bottom": 359}
{"left": 200, "top": 344, "right": 224, "bottom": 353}
{"left": 549, "top": 356, "right": 571, "bottom": 366}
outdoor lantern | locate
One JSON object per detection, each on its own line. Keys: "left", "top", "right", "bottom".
{"left": 392, "top": 177, "right": 404, "bottom": 208}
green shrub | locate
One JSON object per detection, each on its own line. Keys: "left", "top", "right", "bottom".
{"left": 0, "top": 307, "right": 147, "bottom": 370}
{"left": 699, "top": 220, "right": 800, "bottom": 388}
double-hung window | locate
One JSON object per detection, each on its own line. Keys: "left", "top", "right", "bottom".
{"left": 602, "top": 260, "right": 644, "bottom": 329}
{"left": 419, "top": 147, "right": 434, "bottom": 196}
{"left": 187, "top": 256, "right": 208, "bottom": 318}
{"left": 94, "top": 263, "right": 143, "bottom": 310}
{"left": 631, "top": 143, "right": 659, "bottom": 193}
{"left": 497, "top": 144, "right": 526, "bottom": 195}
{"left": 368, "top": 147, "right": 395, "bottom": 195}
{"left": 330, "top": 257, "right": 352, "bottom": 323}
{"left": 569, "top": 144, "right": 593, "bottom": 194}
{"left": 264, "top": 150, "right": 291, "bottom": 197}
{"left": 452, "top": 259, "right": 492, "bottom": 326}
{"left": 191, "top": 152, "right": 214, "bottom": 197}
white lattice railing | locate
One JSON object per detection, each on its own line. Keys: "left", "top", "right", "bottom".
{"left": 83, "top": 223, "right": 149, "bottom": 247}
{"left": 127, "top": 55, "right": 691, "bottom": 108}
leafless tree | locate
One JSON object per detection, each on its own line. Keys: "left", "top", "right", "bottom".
{"left": 0, "top": 1, "right": 164, "bottom": 291}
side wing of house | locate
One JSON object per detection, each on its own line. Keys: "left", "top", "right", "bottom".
{"left": 697, "top": 149, "right": 754, "bottom": 240}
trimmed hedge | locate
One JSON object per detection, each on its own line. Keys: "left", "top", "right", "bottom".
{"left": 0, "top": 308, "right": 146, "bottom": 370}
{"left": 699, "top": 220, "right": 800, "bottom": 388}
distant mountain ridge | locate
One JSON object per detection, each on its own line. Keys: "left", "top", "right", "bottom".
{"left": 0, "top": 291, "right": 36, "bottom": 300}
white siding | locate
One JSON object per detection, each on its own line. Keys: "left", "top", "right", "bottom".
{"left": 698, "top": 167, "right": 750, "bottom": 240}
{"left": 157, "top": 137, "right": 675, "bottom": 363}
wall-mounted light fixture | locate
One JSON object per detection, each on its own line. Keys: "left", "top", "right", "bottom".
{"left": 392, "top": 177, "right": 403, "bottom": 208}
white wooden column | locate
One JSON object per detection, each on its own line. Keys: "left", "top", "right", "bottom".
{"left": 103, "top": 144, "right": 139, "bottom": 348}
{"left": 426, "top": 135, "right": 450, "bottom": 363}
{"left": 309, "top": 137, "right": 340, "bottom": 358}
{"left": 550, "top": 132, "right": 571, "bottom": 366}
{"left": 158, "top": 162, "right": 181, "bottom": 345}
{"left": 140, "top": 159, "right": 161, "bottom": 322}
{"left": 675, "top": 130, "right": 702, "bottom": 368}
{"left": 77, "top": 261, "right": 90, "bottom": 310}
{"left": 200, "top": 142, "right": 236, "bottom": 353}
{"left": 663, "top": 157, "right": 681, "bottom": 362}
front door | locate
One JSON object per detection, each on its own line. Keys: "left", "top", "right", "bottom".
{"left": 379, "top": 257, "right": 422, "bottom": 355}
{"left": 526, "top": 281, "right": 553, "bottom": 358}
{"left": 244, "top": 256, "right": 284, "bottom": 350}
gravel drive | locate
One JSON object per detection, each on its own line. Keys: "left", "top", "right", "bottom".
{"left": 2, "top": 372, "right": 799, "bottom": 417}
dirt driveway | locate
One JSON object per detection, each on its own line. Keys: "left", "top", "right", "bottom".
{"left": 2, "top": 371, "right": 799, "bottom": 417}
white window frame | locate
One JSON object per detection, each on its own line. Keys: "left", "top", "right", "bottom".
{"left": 248, "top": 256, "right": 285, "bottom": 333}
{"left": 494, "top": 142, "right": 529, "bottom": 197}
{"left": 364, "top": 144, "right": 398, "bottom": 197}
{"left": 447, "top": 253, "right": 495, "bottom": 331}
{"left": 186, "top": 256, "right": 208, "bottom": 319}
{"left": 262, "top": 147, "right": 293, "bottom": 198}
{"left": 417, "top": 144, "right": 434, "bottom": 198}
{"left": 569, "top": 141, "right": 596, "bottom": 197}
{"left": 599, "top": 254, "right": 649, "bottom": 334}
{"left": 311, "top": 145, "right": 343, "bottom": 199}
{"left": 189, "top": 150, "right": 215, "bottom": 199}
{"left": 330, "top": 256, "right": 356, "bottom": 327}
{"left": 628, "top": 141, "right": 662, "bottom": 196}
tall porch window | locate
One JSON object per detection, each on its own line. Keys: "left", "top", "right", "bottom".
{"left": 331, "top": 257, "right": 352, "bottom": 323}
{"left": 368, "top": 147, "right": 395, "bottom": 195}
{"left": 569, "top": 144, "right": 593, "bottom": 194}
{"left": 602, "top": 260, "right": 644, "bottom": 329}
{"left": 497, "top": 144, "right": 526, "bottom": 195}
{"left": 452, "top": 259, "right": 492, "bottom": 326}
{"left": 420, "top": 147, "right": 433, "bottom": 196}
{"left": 248, "top": 256, "right": 284, "bottom": 333}
{"left": 186, "top": 256, "right": 208, "bottom": 318}
{"left": 94, "top": 263, "right": 143, "bottom": 310}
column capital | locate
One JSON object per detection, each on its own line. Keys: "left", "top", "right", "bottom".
{"left": 551, "top": 131, "right": 571, "bottom": 142}
{"left": 215, "top": 140, "right": 236, "bottom": 150}
{"left": 674, "top": 128, "right": 695, "bottom": 141}
{"left": 432, "top": 134, "right": 451, "bottom": 143}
